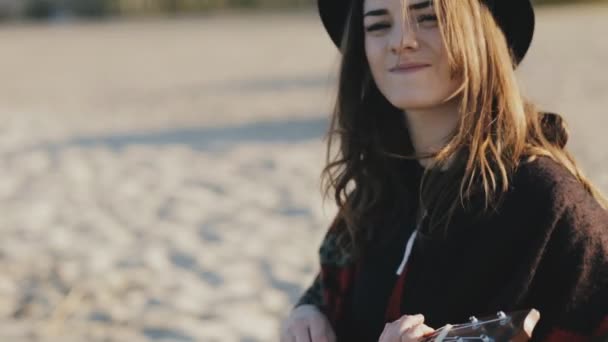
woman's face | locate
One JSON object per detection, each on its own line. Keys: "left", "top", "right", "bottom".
{"left": 363, "top": 0, "right": 461, "bottom": 111}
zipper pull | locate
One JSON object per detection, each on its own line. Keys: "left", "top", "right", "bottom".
{"left": 395, "top": 209, "right": 427, "bottom": 275}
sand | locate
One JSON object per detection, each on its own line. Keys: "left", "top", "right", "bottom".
{"left": 0, "top": 3, "right": 607, "bottom": 341}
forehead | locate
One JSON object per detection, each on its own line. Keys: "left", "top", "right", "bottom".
{"left": 363, "top": 0, "right": 432, "bottom": 12}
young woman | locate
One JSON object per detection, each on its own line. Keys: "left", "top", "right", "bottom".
{"left": 280, "top": 0, "right": 608, "bottom": 341}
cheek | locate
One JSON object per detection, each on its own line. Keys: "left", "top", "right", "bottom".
{"left": 435, "top": 48, "right": 462, "bottom": 93}
{"left": 430, "top": 37, "right": 454, "bottom": 80}
{"left": 425, "top": 35, "right": 461, "bottom": 93}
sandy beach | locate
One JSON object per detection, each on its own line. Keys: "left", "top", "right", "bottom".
{"left": 0, "top": 3, "right": 607, "bottom": 341}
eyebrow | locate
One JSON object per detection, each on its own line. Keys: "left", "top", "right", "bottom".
{"left": 363, "top": 1, "right": 432, "bottom": 17}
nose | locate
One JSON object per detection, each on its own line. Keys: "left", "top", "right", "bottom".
{"left": 389, "top": 22, "right": 419, "bottom": 54}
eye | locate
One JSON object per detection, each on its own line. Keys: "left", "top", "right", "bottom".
{"left": 417, "top": 14, "right": 437, "bottom": 22}
{"left": 416, "top": 14, "right": 438, "bottom": 27}
{"left": 365, "top": 22, "right": 391, "bottom": 32}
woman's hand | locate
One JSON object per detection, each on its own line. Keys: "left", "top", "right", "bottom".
{"left": 280, "top": 304, "right": 336, "bottom": 342}
{"left": 378, "top": 314, "right": 435, "bottom": 342}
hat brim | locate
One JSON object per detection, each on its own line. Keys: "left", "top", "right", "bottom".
{"left": 318, "top": 0, "right": 535, "bottom": 65}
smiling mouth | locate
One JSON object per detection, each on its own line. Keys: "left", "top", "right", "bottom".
{"left": 389, "top": 65, "right": 430, "bottom": 73}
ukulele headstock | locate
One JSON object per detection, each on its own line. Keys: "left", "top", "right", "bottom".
{"left": 420, "top": 309, "right": 540, "bottom": 342}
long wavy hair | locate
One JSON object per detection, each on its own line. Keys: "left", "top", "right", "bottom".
{"left": 321, "top": 0, "right": 608, "bottom": 258}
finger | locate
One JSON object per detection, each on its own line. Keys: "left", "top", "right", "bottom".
{"left": 280, "top": 333, "right": 295, "bottom": 342}
{"left": 379, "top": 322, "right": 399, "bottom": 342}
{"left": 378, "top": 324, "right": 388, "bottom": 341}
{"left": 327, "top": 324, "right": 337, "bottom": 342}
{"left": 308, "top": 319, "right": 330, "bottom": 342}
{"left": 378, "top": 323, "right": 389, "bottom": 341}
{"left": 291, "top": 324, "right": 312, "bottom": 342}
{"left": 378, "top": 323, "right": 388, "bottom": 341}
{"left": 397, "top": 314, "right": 425, "bottom": 333}
{"left": 419, "top": 324, "right": 435, "bottom": 336}
{"left": 280, "top": 328, "right": 295, "bottom": 342}
{"left": 279, "top": 321, "right": 294, "bottom": 342}
{"left": 401, "top": 324, "right": 435, "bottom": 341}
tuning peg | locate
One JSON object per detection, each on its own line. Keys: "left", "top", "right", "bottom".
{"left": 468, "top": 315, "right": 480, "bottom": 330}
{"left": 497, "top": 311, "right": 511, "bottom": 326}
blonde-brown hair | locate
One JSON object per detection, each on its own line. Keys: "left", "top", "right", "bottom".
{"left": 322, "top": 0, "right": 607, "bottom": 257}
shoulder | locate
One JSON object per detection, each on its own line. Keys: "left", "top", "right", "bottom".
{"left": 512, "top": 155, "right": 580, "bottom": 198}
{"left": 510, "top": 155, "right": 601, "bottom": 210}
{"left": 511, "top": 159, "right": 608, "bottom": 338}
{"left": 510, "top": 154, "right": 608, "bottom": 244}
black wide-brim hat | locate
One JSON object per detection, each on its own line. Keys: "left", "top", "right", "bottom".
{"left": 318, "top": 0, "right": 535, "bottom": 65}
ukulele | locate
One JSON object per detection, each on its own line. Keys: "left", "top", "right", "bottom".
{"left": 419, "top": 309, "right": 540, "bottom": 342}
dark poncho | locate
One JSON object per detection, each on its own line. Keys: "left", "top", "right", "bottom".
{"left": 294, "top": 155, "right": 608, "bottom": 341}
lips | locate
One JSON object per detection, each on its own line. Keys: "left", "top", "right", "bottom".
{"left": 389, "top": 63, "right": 430, "bottom": 72}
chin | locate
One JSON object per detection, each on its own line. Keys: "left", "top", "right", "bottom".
{"left": 389, "top": 97, "right": 439, "bottom": 111}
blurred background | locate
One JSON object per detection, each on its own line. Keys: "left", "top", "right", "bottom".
{"left": 0, "top": 0, "right": 606, "bottom": 341}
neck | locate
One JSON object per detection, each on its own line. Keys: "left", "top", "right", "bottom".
{"left": 404, "top": 98, "right": 461, "bottom": 168}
